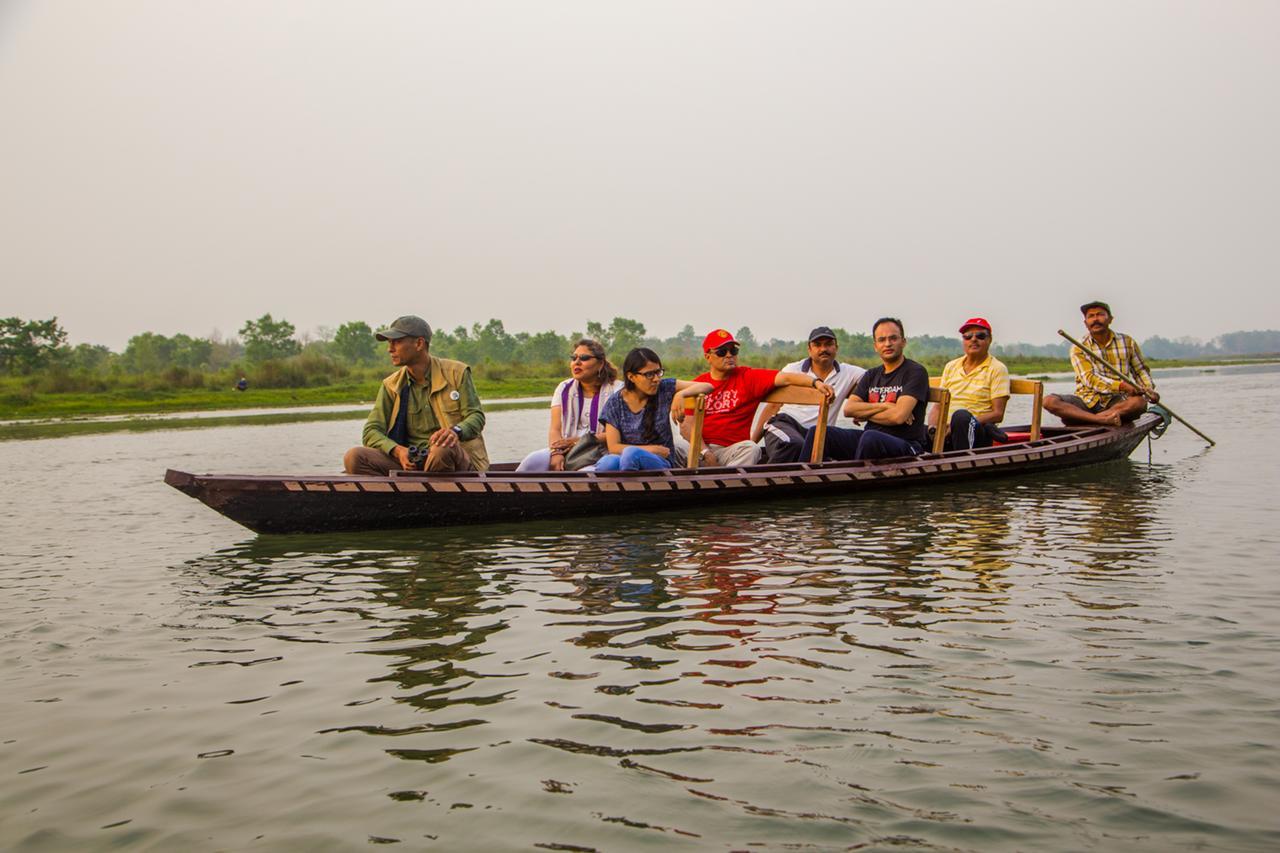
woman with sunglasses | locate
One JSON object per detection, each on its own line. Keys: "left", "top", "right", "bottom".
{"left": 929, "top": 317, "right": 1011, "bottom": 450}
{"left": 596, "top": 348, "right": 714, "bottom": 471}
{"left": 517, "top": 339, "right": 623, "bottom": 471}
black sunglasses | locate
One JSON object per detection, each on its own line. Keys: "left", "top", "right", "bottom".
{"left": 962, "top": 332, "right": 989, "bottom": 341}
{"left": 569, "top": 354, "right": 597, "bottom": 363}
{"left": 712, "top": 343, "right": 740, "bottom": 357}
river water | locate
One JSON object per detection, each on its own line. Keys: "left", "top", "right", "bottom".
{"left": 2, "top": 367, "right": 1278, "bottom": 851}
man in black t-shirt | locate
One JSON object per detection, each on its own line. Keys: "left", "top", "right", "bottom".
{"left": 800, "top": 317, "right": 931, "bottom": 461}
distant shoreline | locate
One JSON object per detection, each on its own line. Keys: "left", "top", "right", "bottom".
{"left": 2, "top": 357, "right": 1276, "bottom": 442}
{"left": 0, "top": 397, "right": 551, "bottom": 442}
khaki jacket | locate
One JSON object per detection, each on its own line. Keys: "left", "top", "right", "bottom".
{"left": 364, "top": 357, "right": 489, "bottom": 471}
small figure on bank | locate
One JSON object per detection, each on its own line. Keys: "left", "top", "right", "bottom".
{"left": 683, "top": 329, "right": 835, "bottom": 467}
{"left": 235, "top": 376, "right": 248, "bottom": 392}
{"left": 343, "top": 315, "right": 489, "bottom": 475}
{"left": 517, "top": 338, "right": 624, "bottom": 472}
{"left": 596, "top": 348, "right": 713, "bottom": 471}
{"left": 931, "top": 317, "right": 1010, "bottom": 450}
{"left": 751, "top": 326, "right": 864, "bottom": 463}
{"left": 800, "top": 317, "right": 931, "bottom": 461}
{"left": 1043, "top": 301, "right": 1159, "bottom": 426}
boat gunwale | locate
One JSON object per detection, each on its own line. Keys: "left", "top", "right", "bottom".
{"left": 166, "top": 419, "right": 1142, "bottom": 490}
{"left": 162, "top": 416, "right": 1158, "bottom": 532}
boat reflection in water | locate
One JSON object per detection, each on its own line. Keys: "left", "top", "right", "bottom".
{"left": 163, "top": 460, "right": 1216, "bottom": 849}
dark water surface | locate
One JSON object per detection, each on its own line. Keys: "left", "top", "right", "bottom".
{"left": 3, "top": 368, "right": 1278, "bottom": 850}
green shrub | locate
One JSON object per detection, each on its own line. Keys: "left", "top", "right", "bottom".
{"left": 0, "top": 388, "right": 35, "bottom": 409}
{"left": 161, "top": 366, "right": 208, "bottom": 389}
{"left": 32, "top": 367, "right": 111, "bottom": 394}
{"left": 246, "top": 353, "right": 351, "bottom": 389}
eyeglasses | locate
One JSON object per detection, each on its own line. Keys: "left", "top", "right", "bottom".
{"left": 569, "top": 354, "right": 597, "bottom": 363}
{"left": 633, "top": 368, "right": 664, "bottom": 380}
{"left": 711, "top": 344, "right": 740, "bottom": 357}
{"left": 962, "top": 332, "right": 989, "bottom": 341}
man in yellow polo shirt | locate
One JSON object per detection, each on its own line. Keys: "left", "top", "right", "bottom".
{"left": 930, "top": 317, "right": 1010, "bottom": 450}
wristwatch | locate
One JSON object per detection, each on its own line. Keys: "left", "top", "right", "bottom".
{"left": 451, "top": 425, "right": 463, "bottom": 438}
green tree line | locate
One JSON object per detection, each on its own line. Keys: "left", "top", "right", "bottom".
{"left": 3, "top": 314, "right": 1279, "bottom": 396}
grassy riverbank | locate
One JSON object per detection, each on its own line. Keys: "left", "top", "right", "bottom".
{"left": 0, "top": 376, "right": 558, "bottom": 420}
{"left": 2, "top": 356, "right": 1274, "bottom": 423}
{"left": 0, "top": 398, "right": 550, "bottom": 442}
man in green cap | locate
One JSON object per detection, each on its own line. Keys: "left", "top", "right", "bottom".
{"left": 343, "top": 315, "right": 490, "bottom": 474}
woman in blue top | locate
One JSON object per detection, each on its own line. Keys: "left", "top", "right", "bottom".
{"left": 597, "top": 348, "right": 713, "bottom": 471}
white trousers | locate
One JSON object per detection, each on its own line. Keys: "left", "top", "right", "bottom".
{"left": 706, "top": 440, "right": 762, "bottom": 467}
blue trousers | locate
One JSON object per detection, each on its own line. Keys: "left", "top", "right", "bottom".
{"left": 800, "top": 425, "right": 923, "bottom": 462}
{"left": 596, "top": 446, "right": 672, "bottom": 471}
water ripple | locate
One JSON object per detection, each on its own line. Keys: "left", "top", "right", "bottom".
{"left": 6, "top": 399, "right": 1280, "bottom": 850}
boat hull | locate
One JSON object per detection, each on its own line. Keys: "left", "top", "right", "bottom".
{"left": 165, "top": 416, "right": 1159, "bottom": 534}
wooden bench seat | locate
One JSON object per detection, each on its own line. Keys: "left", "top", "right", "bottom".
{"left": 928, "top": 376, "right": 1043, "bottom": 443}
{"left": 686, "top": 385, "right": 829, "bottom": 469}
{"left": 685, "top": 384, "right": 953, "bottom": 467}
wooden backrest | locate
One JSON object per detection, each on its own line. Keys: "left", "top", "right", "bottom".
{"left": 927, "top": 386, "right": 950, "bottom": 453}
{"left": 686, "top": 385, "right": 830, "bottom": 469}
{"left": 1008, "top": 378, "right": 1043, "bottom": 441}
{"left": 929, "top": 375, "right": 1043, "bottom": 442}
{"left": 686, "top": 393, "right": 708, "bottom": 468}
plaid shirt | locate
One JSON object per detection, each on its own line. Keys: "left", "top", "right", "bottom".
{"left": 1071, "top": 331, "right": 1155, "bottom": 409}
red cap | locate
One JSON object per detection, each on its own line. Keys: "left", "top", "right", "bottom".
{"left": 702, "top": 328, "right": 737, "bottom": 351}
{"left": 958, "top": 317, "right": 992, "bottom": 333}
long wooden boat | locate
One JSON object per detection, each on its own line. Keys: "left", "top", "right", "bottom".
{"left": 165, "top": 413, "right": 1160, "bottom": 534}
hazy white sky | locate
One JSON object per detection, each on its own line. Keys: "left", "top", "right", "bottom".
{"left": 2, "top": 1, "right": 1277, "bottom": 351}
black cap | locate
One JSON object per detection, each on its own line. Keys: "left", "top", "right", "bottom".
{"left": 807, "top": 326, "right": 837, "bottom": 343}
{"left": 1080, "top": 301, "right": 1112, "bottom": 316}
{"left": 375, "top": 315, "right": 432, "bottom": 342}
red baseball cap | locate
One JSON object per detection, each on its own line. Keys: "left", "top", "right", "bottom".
{"left": 702, "top": 328, "right": 738, "bottom": 351}
{"left": 958, "top": 317, "right": 992, "bottom": 333}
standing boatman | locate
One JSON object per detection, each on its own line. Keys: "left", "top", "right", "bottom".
{"left": 1044, "top": 301, "right": 1160, "bottom": 426}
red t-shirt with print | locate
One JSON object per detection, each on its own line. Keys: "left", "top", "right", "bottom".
{"left": 693, "top": 366, "right": 779, "bottom": 447}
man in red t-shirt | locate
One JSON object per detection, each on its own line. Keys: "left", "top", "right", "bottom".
{"left": 680, "top": 329, "right": 834, "bottom": 466}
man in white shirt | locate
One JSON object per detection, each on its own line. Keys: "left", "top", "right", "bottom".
{"left": 751, "top": 326, "right": 864, "bottom": 463}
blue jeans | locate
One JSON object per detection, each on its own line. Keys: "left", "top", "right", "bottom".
{"left": 800, "top": 425, "right": 922, "bottom": 462}
{"left": 800, "top": 425, "right": 863, "bottom": 462}
{"left": 596, "top": 446, "right": 672, "bottom": 471}
{"left": 855, "top": 430, "right": 923, "bottom": 460}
